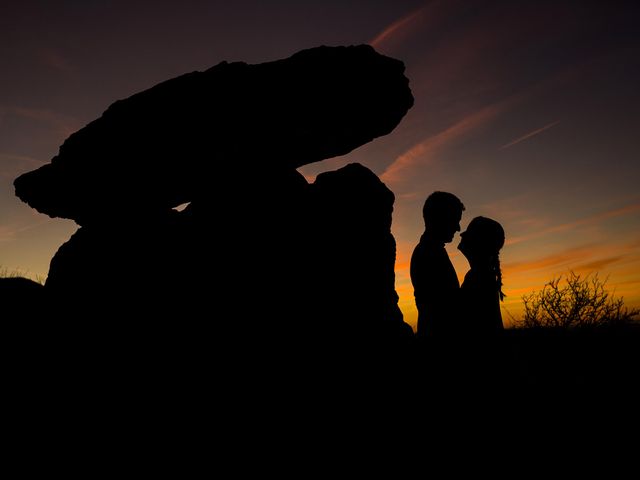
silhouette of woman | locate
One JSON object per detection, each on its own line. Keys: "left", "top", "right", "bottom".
{"left": 456, "top": 216, "right": 507, "bottom": 388}
{"left": 457, "top": 216, "right": 505, "bottom": 335}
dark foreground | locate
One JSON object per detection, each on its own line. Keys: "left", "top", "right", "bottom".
{"left": 4, "top": 313, "right": 639, "bottom": 469}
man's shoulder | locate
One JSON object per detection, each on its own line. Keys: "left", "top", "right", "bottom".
{"left": 413, "top": 237, "right": 447, "bottom": 259}
{"left": 411, "top": 241, "right": 453, "bottom": 283}
{"left": 414, "top": 233, "right": 444, "bottom": 250}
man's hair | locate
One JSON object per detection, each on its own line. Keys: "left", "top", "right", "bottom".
{"left": 422, "top": 191, "right": 465, "bottom": 224}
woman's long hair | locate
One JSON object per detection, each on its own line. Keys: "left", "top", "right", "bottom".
{"left": 467, "top": 216, "right": 506, "bottom": 301}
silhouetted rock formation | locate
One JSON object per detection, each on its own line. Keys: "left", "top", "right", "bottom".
{"left": 307, "top": 163, "right": 413, "bottom": 350}
{"left": 13, "top": 45, "right": 415, "bottom": 395}
{"left": 14, "top": 44, "right": 413, "bottom": 224}
{"left": 2, "top": 277, "right": 48, "bottom": 377}
{"left": 45, "top": 211, "right": 184, "bottom": 314}
{"left": 1, "top": 277, "right": 44, "bottom": 317}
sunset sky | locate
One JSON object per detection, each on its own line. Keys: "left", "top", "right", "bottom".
{"left": 1, "top": 0, "right": 639, "bottom": 329}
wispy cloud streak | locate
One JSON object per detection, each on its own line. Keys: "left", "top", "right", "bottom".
{"left": 507, "top": 203, "right": 640, "bottom": 246}
{"left": 499, "top": 120, "right": 560, "bottom": 150}
{"left": 8, "top": 106, "right": 80, "bottom": 138}
{"left": 0, "top": 220, "right": 50, "bottom": 242}
{"left": 369, "top": 4, "right": 430, "bottom": 50}
{"left": 381, "top": 101, "right": 508, "bottom": 185}
{"left": 0, "top": 153, "right": 46, "bottom": 179}
{"left": 505, "top": 245, "right": 598, "bottom": 273}
{"left": 574, "top": 256, "right": 625, "bottom": 272}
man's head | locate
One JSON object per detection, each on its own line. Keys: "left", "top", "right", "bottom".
{"left": 422, "top": 191, "right": 465, "bottom": 243}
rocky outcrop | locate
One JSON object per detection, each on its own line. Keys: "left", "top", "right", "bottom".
{"left": 13, "top": 45, "right": 415, "bottom": 386}
{"left": 1, "top": 277, "right": 44, "bottom": 317}
{"left": 14, "top": 44, "right": 413, "bottom": 224}
{"left": 306, "top": 163, "right": 413, "bottom": 347}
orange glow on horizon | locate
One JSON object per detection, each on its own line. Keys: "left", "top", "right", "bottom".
{"left": 394, "top": 235, "right": 640, "bottom": 331}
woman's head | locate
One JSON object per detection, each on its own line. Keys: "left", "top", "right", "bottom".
{"left": 458, "top": 216, "right": 506, "bottom": 300}
{"left": 458, "top": 216, "right": 504, "bottom": 259}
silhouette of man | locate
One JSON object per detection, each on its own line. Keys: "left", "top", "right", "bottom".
{"left": 410, "top": 191, "right": 465, "bottom": 341}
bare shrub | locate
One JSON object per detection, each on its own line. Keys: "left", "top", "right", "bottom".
{"left": 519, "top": 271, "right": 639, "bottom": 329}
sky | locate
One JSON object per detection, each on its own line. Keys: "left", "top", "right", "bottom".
{"left": 1, "top": 0, "right": 639, "bottom": 329}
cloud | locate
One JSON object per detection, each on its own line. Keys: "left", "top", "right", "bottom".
{"left": 0, "top": 153, "right": 45, "bottom": 179}
{"left": 504, "top": 237, "right": 640, "bottom": 282}
{"left": 499, "top": 120, "right": 560, "bottom": 150}
{"left": 9, "top": 106, "right": 80, "bottom": 138}
{"left": 573, "top": 256, "right": 625, "bottom": 273}
{"left": 507, "top": 203, "right": 640, "bottom": 246}
{"left": 504, "top": 245, "right": 596, "bottom": 275}
{"left": 374, "top": 42, "right": 581, "bottom": 189}
{"left": 369, "top": 3, "right": 434, "bottom": 52}
{"left": 0, "top": 220, "right": 49, "bottom": 243}
{"left": 473, "top": 193, "right": 547, "bottom": 223}
{"left": 371, "top": 1, "right": 598, "bottom": 189}
{"left": 380, "top": 101, "right": 508, "bottom": 185}
{"left": 0, "top": 226, "right": 17, "bottom": 243}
